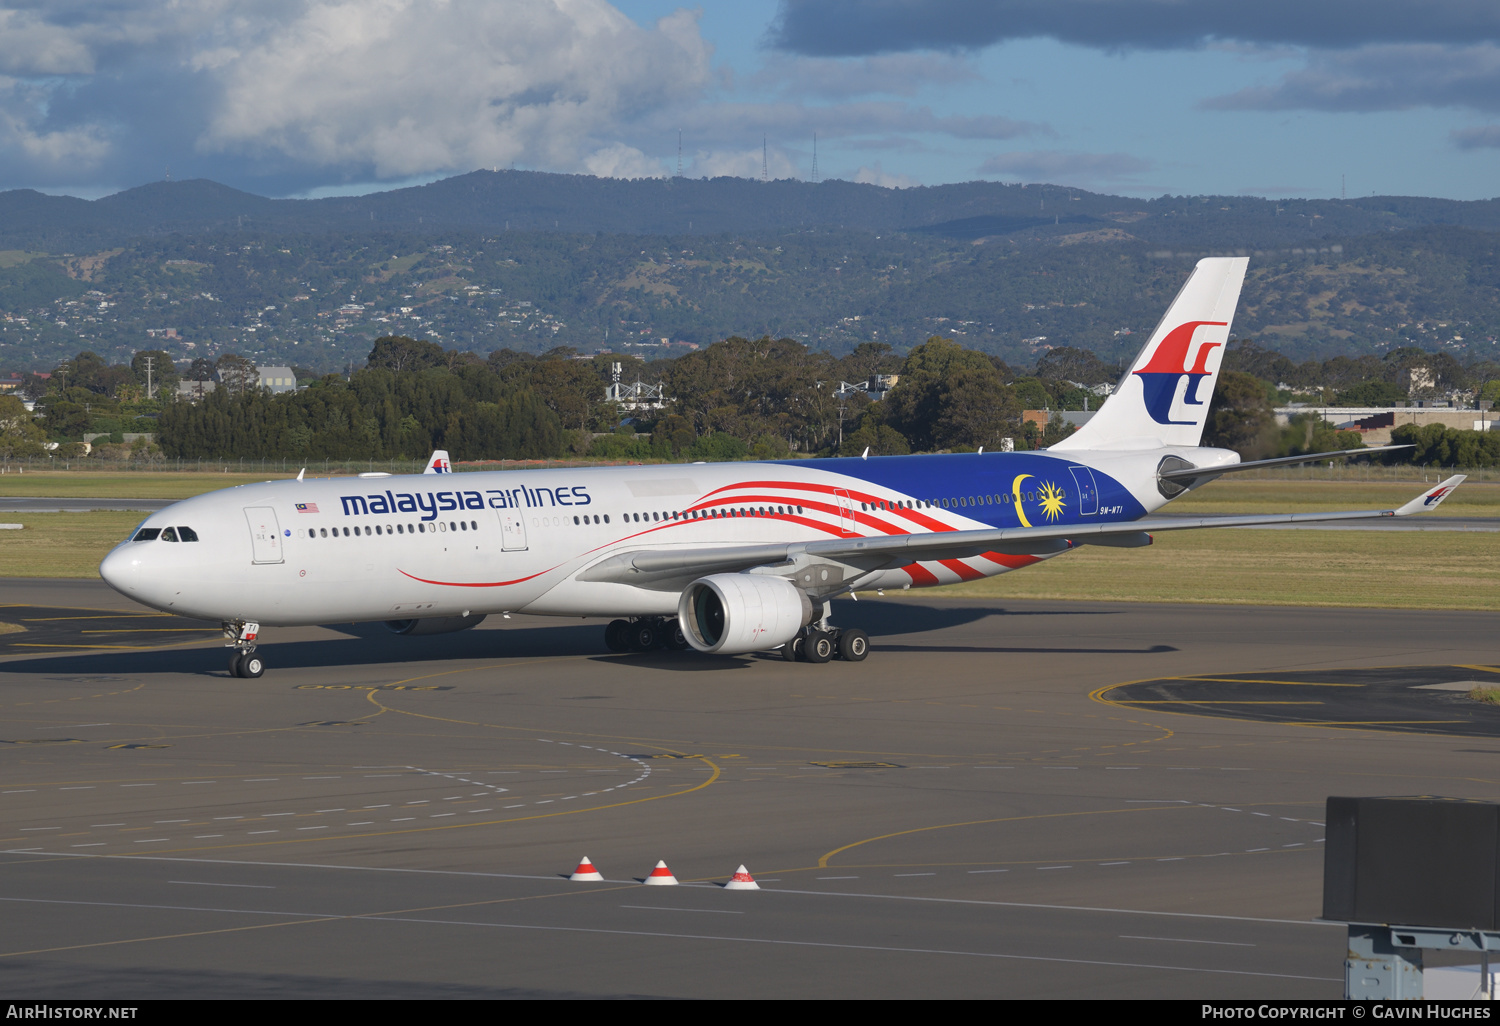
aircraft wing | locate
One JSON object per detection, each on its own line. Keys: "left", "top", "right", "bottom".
{"left": 578, "top": 475, "right": 1465, "bottom": 587}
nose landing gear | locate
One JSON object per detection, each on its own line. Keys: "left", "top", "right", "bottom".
{"left": 224, "top": 621, "right": 264, "bottom": 678}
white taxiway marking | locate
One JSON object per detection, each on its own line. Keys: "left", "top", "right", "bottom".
{"left": 620, "top": 906, "right": 743, "bottom": 915}
{"left": 1121, "top": 935, "right": 1255, "bottom": 947}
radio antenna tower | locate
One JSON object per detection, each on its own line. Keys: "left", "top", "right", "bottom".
{"left": 676, "top": 130, "right": 683, "bottom": 177}
{"left": 761, "top": 135, "right": 768, "bottom": 183}
{"left": 811, "top": 132, "right": 819, "bottom": 184}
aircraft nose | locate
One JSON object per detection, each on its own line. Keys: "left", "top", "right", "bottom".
{"left": 99, "top": 545, "right": 141, "bottom": 597}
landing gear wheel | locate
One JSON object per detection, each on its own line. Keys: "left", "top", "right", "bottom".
{"left": 804, "top": 630, "right": 834, "bottom": 663}
{"left": 666, "top": 623, "right": 691, "bottom": 651}
{"left": 228, "top": 652, "right": 245, "bottom": 677}
{"left": 627, "top": 621, "right": 660, "bottom": 652}
{"left": 781, "top": 636, "right": 802, "bottom": 662}
{"left": 838, "top": 628, "right": 869, "bottom": 662}
{"left": 240, "top": 653, "right": 265, "bottom": 678}
{"left": 604, "top": 619, "right": 631, "bottom": 653}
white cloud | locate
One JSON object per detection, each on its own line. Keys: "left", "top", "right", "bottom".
{"left": 583, "top": 143, "right": 666, "bottom": 179}
{"left": 689, "top": 147, "right": 802, "bottom": 180}
{"left": 852, "top": 162, "right": 918, "bottom": 188}
{"left": 198, "top": 1, "right": 713, "bottom": 178}
{"left": 0, "top": 76, "right": 111, "bottom": 173}
{"left": 0, "top": 1, "right": 1054, "bottom": 191}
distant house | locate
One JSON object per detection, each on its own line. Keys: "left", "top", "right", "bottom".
{"left": 257, "top": 366, "right": 297, "bottom": 393}
{"left": 177, "top": 379, "right": 217, "bottom": 400}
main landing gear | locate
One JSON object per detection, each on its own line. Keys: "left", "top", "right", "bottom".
{"left": 604, "top": 617, "right": 690, "bottom": 653}
{"left": 224, "top": 621, "right": 264, "bottom": 678}
{"left": 780, "top": 625, "right": 868, "bottom": 664}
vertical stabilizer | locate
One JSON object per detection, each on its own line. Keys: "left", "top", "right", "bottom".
{"left": 1051, "top": 257, "right": 1248, "bottom": 450}
{"left": 423, "top": 450, "right": 452, "bottom": 474}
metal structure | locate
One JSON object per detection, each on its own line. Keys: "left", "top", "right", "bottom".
{"left": 604, "top": 362, "right": 668, "bottom": 411}
{"left": 1346, "top": 924, "right": 1496, "bottom": 1000}
{"left": 1325, "top": 796, "right": 1500, "bottom": 1000}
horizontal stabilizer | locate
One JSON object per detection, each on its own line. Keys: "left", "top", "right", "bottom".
{"left": 1159, "top": 444, "right": 1414, "bottom": 482}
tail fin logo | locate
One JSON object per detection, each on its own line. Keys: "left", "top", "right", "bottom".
{"left": 1133, "top": 320, "right": 1227, "bottom": 426}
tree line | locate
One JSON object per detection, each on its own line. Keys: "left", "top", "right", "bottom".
{"left": 7, "top": 332, "right": 1500, "bottom": 467}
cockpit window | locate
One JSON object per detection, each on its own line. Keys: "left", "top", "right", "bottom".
{"left": 133, "top": 528, "right": 161, "bottom": 542}
{"left": 160, "top": 527, "right": 179, "bottom": 542}
{"left": 178, "top": 526, "right": 199, "bottom": 542}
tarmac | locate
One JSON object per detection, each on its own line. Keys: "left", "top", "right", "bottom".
{"left": 0, "top": 578, "right": 1495, "bottom": 998}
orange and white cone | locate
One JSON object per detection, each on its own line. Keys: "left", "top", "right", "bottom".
{"left": 569, "top": 856, "right": 604, "bottom": 882}
{"left": 643, "top": 860, "right": 679, "bottom": 885}
{"left": 723, "top": 865, "right": 759, "bottom": 890}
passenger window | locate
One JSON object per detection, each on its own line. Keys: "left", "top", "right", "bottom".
{"left": 133, "top": 528, "right": 161, "bottom": 542}
{"left": 160, "top": 527, "right": 179, "bottom": 542}
{"left": 471, "top": 520, "right": 478, "bottom": 530}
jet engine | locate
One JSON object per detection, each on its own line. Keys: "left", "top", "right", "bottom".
{"left": 384, "top": 613, "right": 487, "bottom": 636}
{"left": 677, "top": 574, "right": 813, "bottom": 655}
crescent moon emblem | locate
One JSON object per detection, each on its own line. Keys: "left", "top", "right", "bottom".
{"left": 1011, "top": 474, "right": 1033, "bottom": 528}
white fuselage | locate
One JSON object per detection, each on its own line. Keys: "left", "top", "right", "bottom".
{"left": 98, "top": 446, "right": 1235, "bottom": 627}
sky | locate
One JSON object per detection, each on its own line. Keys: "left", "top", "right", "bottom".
{"left": 4, "top": 0, "right": 1500, "bottom": 201}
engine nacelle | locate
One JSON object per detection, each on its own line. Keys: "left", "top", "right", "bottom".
{"left": 678, "top": 574, "right": 813, "bottom": 655}
{"left": 384, "top": 613, "right": 487, "bottom": 636}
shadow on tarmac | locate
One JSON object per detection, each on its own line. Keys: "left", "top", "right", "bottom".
{"left": 0, "top": 598, "right": 1132, "bottom": 678}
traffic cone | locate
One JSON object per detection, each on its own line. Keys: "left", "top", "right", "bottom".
{"left": 569, "top": 856, "right": 604, "bottom": 882}
{"left": 723, "top": 865, "right": 759, "bottom": 890}
{"left": 643, "top": 860, "right": 678, "bottom": 885}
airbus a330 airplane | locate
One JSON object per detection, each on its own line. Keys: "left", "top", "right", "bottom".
{"left": 99, "top": 258, "right": 1464, "bottom": 677}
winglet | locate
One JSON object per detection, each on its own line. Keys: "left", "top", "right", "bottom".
{"left": 1394, "top": 475, "right": 1466, "bottom": 516}
{"left": 296, "top": 467, "right": 305, "bottom": 482}
{"left": 423, "top": 450, "right": 452, "bottom": 474}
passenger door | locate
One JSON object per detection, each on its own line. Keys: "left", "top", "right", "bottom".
{"left": 834, "top": 488, "right": 856, "bottom": 535}
{"left": 244, "top": 507, "right": 284, "bottom": 564}
{"left": 498, "top": 510, "right": 528, "bottom": 551}
{"left": 1068, "top": 466, "right": 1099, "bottom": 516}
